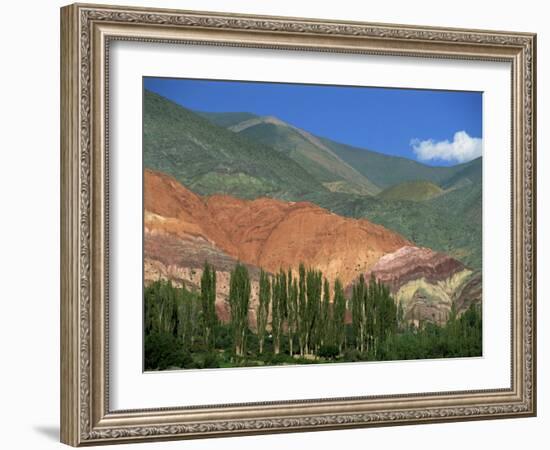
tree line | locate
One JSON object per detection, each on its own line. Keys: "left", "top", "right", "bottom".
{"left": 144, "top": 261, "right": 482, "bottom": 370}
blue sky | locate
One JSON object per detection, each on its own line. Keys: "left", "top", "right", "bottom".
{"left": 144, "top": 77, "right": 482, "bottom": 167}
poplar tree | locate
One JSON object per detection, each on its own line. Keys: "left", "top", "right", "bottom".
{"left": 332, "top": 278, "right": 346, "bottom": 354}
{"left": 200, "top": 262, "right": 217, "bottom": 350}
{"left": 397, "top": 300, "right": 405, "bottom": 332}
{"left": 176, "top": 284, "right": 199, "bottom": 348}
{"left": 279, "top": 270, "right": 288, "bottom": 324}
{"left": 366, "top": 275, "right": 376, "bottom": 353}
{"left": 271, "top": 276, "right": 280, "bottom": 354}
{"left": 305, "top": 269, "right": 322, "bottom": 355}
{"left": 298, "top": 264, "right": 307, "bottom": 356}
{"left": 351, "top": 274, "right": 367, "bottom": 352}
{"left": 257, "top": 269, "right": 271, "bottom": 354}
{"left": 158, "top": 280, "right": 178, "bottom": 335}
{"left": 319, "top": 278, "right": 330, "bottom": 348}
{"left": 287, "top": 271, "right": 298, "bottom": 356}
{"left": 229, "top": 263, "right": 251, "bottom": 357}
{"left": 374, "top": 280, "right": 397, "bottom": 356}
{"left": 351, "top": 282, "right": 359, "bottom": 351}
{"left": 350, "top": 275, "right": 396, "bottom": 357}
{"left": 145, "top": 279, "right": 200, "bottom": 348}
{"left": 145, "top": 279, "right": 177, "bottom": 336}
{"left": 144, "top": 280, "right": 159, "bottom": 335}
{"left": 271, "top": 270, "right": 288, "bottom": 355}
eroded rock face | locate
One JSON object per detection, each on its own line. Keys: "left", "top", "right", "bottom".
{"left": 363, "top": 246, "right": 481, "bottom": 325}
{"left": 454, "top": 272, "right": 482, "bottom": 315}
{"left": 144, "top": 232, "right": 260, "bottom": 326}
{"left": 144, "top": 169, "right": 409, "bottom": 290}
{"left": 145, "top": 255, "right": 258, "bottom": 326}
{"left": 144, "top": 170, "right": 481, "bottom": 327}
{"left": 365, "top": 246, "right": 466, "bottom": 290}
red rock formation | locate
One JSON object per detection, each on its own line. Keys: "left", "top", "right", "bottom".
{"left": 144, "top": 169, "right": 409, "bottom": 289}
{"left": 144, "top": 170, "right": 480, "bottom": 326}
{"left": 365, "top": 246, "right": 466, "bottom": 292}
{"left": 362, "top": 246, "right": 481, "bottom": 324}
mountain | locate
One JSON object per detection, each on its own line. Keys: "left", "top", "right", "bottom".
{"left": 200, "top": 109, "right": 483, "bottom": 196}
{"left": 144, "top": 90, "right": 324, "bottom": 199}
{"left": 225, "top": 115, "right": 380, "bottom": 195}
{"left": 195, "top": 111, "right": 258, "bottom": 128}
{"left": 322, "top": 138, "right": 479, "bottom": 189}
{"left": 302, "top": 181, "right": 482, "bottom": 270}
{"left": 364, "top": 246, "right": 481, "bottom": 324}
{"left": 149, "top": 97, "right": 481, "bottom": 270}
{"left": 144, "top": 169, "right": 480, "bottom": 325}
{"left": 441, "top": 157, "right": 482, "bottom": 190}
{"left": 144, "top": 169, "right": 408, "bottom": 290}
{"left": 378, "top": 180, "right": 444, "bottom": 202}
{"left": 197, "top": 111, "right": 258, "bottom": 128}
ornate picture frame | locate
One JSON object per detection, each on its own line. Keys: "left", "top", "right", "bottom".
{"left": 60, "top": 3, "right": 536, "bottom": 446}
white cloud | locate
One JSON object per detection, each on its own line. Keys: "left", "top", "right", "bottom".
{"left": 411, "top": 131, "right": 482, "bottom": 164}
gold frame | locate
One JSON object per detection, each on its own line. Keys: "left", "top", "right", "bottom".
{"left": 60, "top": 2, "right": 537, "bottom": 446}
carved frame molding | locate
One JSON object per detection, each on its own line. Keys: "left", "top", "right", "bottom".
{"left": 60, "top": 3, "right": 536, "bottom": 446}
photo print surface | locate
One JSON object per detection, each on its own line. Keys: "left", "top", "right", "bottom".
{"left": 142, "top": 77, "right": 483, "bottom": 371}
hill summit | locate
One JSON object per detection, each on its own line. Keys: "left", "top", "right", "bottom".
{"left": 144, "top": 168, "right": 409, "bottom": 289}
{"left": 378, "top": 180, "right": 444, "bottom": 202}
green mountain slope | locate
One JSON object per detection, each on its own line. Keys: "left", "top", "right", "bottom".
{"left": 201, "top": 111, "right": 481, "bottom": 194}
{"left": 151, "top": 99, "right": 482, "bottom": 270}
{"left": 323, "top": 138, "right": 476, "bottom": 189}
{"left": 441, "top": 157, "right": 482, "bottom": 190}
{"left": 143, "top": 90, "right": 324, "bottom": 199}
{"left": 196, "top": 111, "right": 258, "bottom": 128}
{"left": 303, "top": 183, "right": 482, "bottom": 270}
{"left": 378, "top": 180, "right": 444, "bottom": 202}
{"left": 229, "top": 116, "right": 380, "bottom": 195}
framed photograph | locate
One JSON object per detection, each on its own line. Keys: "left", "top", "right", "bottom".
{"left": 60, "top": 3, "right": 537, "bottom": 446}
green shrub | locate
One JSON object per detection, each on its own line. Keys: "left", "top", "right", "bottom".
{"left": 343, "top": 349, "right": 362, "bottom": 362}
{"left": 144, "top": 332, "right": 181, "bottom": 370}
{"left": 203, "top": 352, "right": 220, "bottom": 368}
{"left": 318, "top": 344, "right": 340, "bottom": 359}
